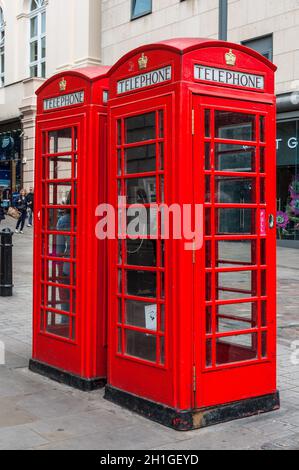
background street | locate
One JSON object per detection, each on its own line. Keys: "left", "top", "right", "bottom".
{"left": 0, "top": 217, "right": 298, "bottom": 450}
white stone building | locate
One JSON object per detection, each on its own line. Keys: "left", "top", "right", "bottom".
{"left": 1, "top": 0, "right": 299, "bottom": 245}
{"left": 0, "top": 0, "right": 102, "bottom": 191}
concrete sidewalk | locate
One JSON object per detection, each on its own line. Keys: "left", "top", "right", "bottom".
{"left": 0, "top": 216, "right": 298, "bottom": 450}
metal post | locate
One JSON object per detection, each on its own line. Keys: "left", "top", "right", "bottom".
{"left": 219, "top": 0, "right": 228, "bottom": 41}
{"left": 0, "top": 228, "right": 14, "bottom": 297}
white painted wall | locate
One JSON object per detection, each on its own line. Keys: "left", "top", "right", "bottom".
{"left": 102, "top": 0, "right": 299, "bottom": 95}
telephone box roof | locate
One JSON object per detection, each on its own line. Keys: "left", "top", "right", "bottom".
{"left": 109, "top": 37, "right": 277, "bottom": 74}
{"left": 36, "top": 66, "right": 111, "bottom": 95}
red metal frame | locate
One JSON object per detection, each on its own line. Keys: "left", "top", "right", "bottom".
{"left": 107, "top": 39, "right": 277, "bottom": 412}
{"left": 32, "top": 67, "right": 110, "bottom": 381}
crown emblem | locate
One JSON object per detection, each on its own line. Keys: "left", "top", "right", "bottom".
{"left": 138, "top": 53, "right": 148, "bottom": 70}
{"left": 225, "top": 49, "right": 237, "bottom": 66}
{"left": 59, "top": 78, "right": 67, "bottom": 92}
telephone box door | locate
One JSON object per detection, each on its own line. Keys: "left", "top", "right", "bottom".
{"left": 34, "top": 117, "right": 82, "bottom": 372}
{"left": 193, "top": 95, "right": 277, "bottom": 408}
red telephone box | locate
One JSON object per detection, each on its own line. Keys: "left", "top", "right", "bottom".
{"left": 105, "top": 39, "right": 280, "bottom": 429}
{"left": 30, "top": 66, "right": 110, "bottom": 390}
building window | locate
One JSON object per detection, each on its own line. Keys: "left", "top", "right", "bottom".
{"left": 0, "top": 7, "right": 5, "bottom": 87}
{"left": 29, "top": 0, "right": 46, "bottom": 78}
{"left": 131, "top": 0, "right": 152, "bottom": 20}
{"left": 242, "top": 35, "right": 273, "bottom": 61}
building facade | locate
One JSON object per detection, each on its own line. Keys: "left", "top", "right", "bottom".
{"left": 1, "top": 0, "right": 299, "bottom": 244}
{"left": 101, "top": 0, "right": 299, "bottom": 246}
{"left": 0, "top": 0, "right": 102, "bottom": 193}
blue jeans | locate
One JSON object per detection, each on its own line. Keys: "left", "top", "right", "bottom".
{"left": 28, "top": 209, "right": 33, "bottom": 225}
{"left": 16, "top": 211, "right": 27, "bottom": 231}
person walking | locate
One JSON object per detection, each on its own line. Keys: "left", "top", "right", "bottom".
{"left": 27, "top": 187, "right": 34, "bottom": 227}
{"left": 0, "top": 204, "right": 5, "bottom": 225}
{"left": 15, "top": 189, "right": 28, "bottom": 234}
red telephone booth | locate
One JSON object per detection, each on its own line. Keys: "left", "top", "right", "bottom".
{"left": 30, "top": 66, "right": 110, "bottom": 390}
{"left": 105, "top": 39, "right": 280, "bottom": 429}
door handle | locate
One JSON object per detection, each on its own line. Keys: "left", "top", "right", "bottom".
{"left": 269, "top": 214, "right": 275, "bottom": 229}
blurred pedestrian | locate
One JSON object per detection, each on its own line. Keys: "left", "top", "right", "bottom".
{"left": 15, "top": 189, "right": 28, "bottom": 234}
{"left": 27, "top": 187, "right": 34, "bottom": 227}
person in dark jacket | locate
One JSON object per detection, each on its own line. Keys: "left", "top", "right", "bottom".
{"left": 15, "top": 189, "right": 28, "bottom": 234}
{"left": 0, "top": 205, "right": 5, "bottom": 224}
{"left": 27, "top": 187, "right": 34, "bottom": 227}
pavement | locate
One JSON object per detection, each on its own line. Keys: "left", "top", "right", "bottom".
{"left": 0, "top": 216, "right": 298, "bottom": 450}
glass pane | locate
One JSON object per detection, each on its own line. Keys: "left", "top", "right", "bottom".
{"left": 217, "top": 209, "right": 256, "bottom": 234}
{"left": 216, "top": 177, "right": 255, "bottom": 204}
{"left": 30, "top": 41, "right": 38, "bottom": 62}
{"left": 126, "top": 330, "right": 156, "bottom": 362}
{"left": 206, "top": 272, "right": 212, "bottom": 301}
{"left": 47, "top": 260, "right": 71, "bottom": 285}
{"left": 206, "top": 339, "right": 212, "bottom": 367}
{"left": 126, "top": 177, "right": 156, "bottom": 204}
{"left": 260, "top": 150, "right": 266, "bottom": 177}
{"left": 261, "top": 301, "right": 267, "bottom": 326}
{"left": 126, "top": 239, "right": 157, "bottom": 267}
{"left": 205, "top": 110, "right": 211, "bottom": 137}
{"left": 216, "top": 334, "right": 258, "bottom": 364}
{"left": 30, "top": 65, "right": 38, "bottom": 78}
{"left": 205, "top": 143, "right": 211, "bottom": 170}
{"left": 262, "top": 332, "right": 267, "bottom": 357}
{"left": 217, "top": 271, "right": 257, "bottom": 300}
{"left": 260, "top": 116, "right": 265, "bottom": 142}
{"left": 215, "top": 111, "right": 256, "bottom": 141}
{"left": 46, "top": 312, "right": 70, "bottom": 339}
{"left": 41, "top": 12, "right": 46, "bottom": 34}
{"left": 125, "top": 300, "right": 157, "bottom": 331}
{"left": 215, "top": 144, "right": 256, "bottom": 172}
{"left": 217, "top": 240, "right": 256, "bottom": 267}
{"left": 48, "top": 183, "right": 72, "bottom": 205}
{"left": 205, "top": 176, "right": 211, "bottom": 202}
{"left": 159, "top": 110, "right": 164, "bottom": 138}
{"left": 47, "top": 285, "right": 71, "bottom": 312}
{"left": 44, "top": 234, "right": 74, "bottom": 258}
{"left": 132, "top": 0, "right": 152, "bottom": 18}
{"left": 48, "top": 208, "right": 72, "bottom": 231}
{"left": 206, "top": 307, "right": 212, "bottom": 333}
{"left": 41, "top": 36, "right": 46, "bottom": 58}
{"left": 217, "top": 303, "right": 257, "bottom": 332}
{"left": 30, "top": 17, "right": 38, "bottom": 38}
{"left": 41, "top": 62, "right": 46, "bottom": 78}
{"left": 160, "top": 337, "right": 165, "bottom": 365}
{"left": 125, "top": 144, "right": 156, "bottom": 174}
{"left": 49, "top": 129, "right": 72, "bottom": 153}
{"left": 125, "top": 112, "right": 156, "bottom": 144}
{"left": 126, "top": 270, "right": 157, "bottom": 298}
{"left": 49, "top": 156, "right": 73, "bottom": 180}
{"left": 159, "top": 143, "right": 164, "bottom": 170}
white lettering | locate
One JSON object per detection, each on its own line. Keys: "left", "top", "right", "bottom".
{"left": 117, "top": 66, "right": 172, "bottom": 94}
{"left": 194, "top": 65, "right": 265, "bottom": 90}
{"left": 43, "top": 91, "right": 85, "bottom": 111}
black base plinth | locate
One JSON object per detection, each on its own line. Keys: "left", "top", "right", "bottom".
{"left": 29, "top": 359, "right": 106, "bottom": 392}
{"left": 105, "top": 386, "right": 280, "bottom": 431}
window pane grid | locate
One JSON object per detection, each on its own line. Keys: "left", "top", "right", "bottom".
{"left": 204, "top": 108, "right": 269, "bottom": 369}
{"left": 116, "top": 110, "right": 166, "bottom": 366}
{"left": 40, "top": 128, "right": 78, "bottom": 341}
{"left": 29, "top": 2, "right": 46, "bottom": 78}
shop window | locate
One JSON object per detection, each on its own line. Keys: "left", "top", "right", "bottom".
{"left": 277, "top": 119, "right": 299, "bottom": 242}
{"left": 0, "top": 8, "right": 5, "bottom": 87}
{"left": 131, "top": 0, "right": 152, "bottom": 20}
{"left": 30, "top": 0, "right": 46, "bottom": 78}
